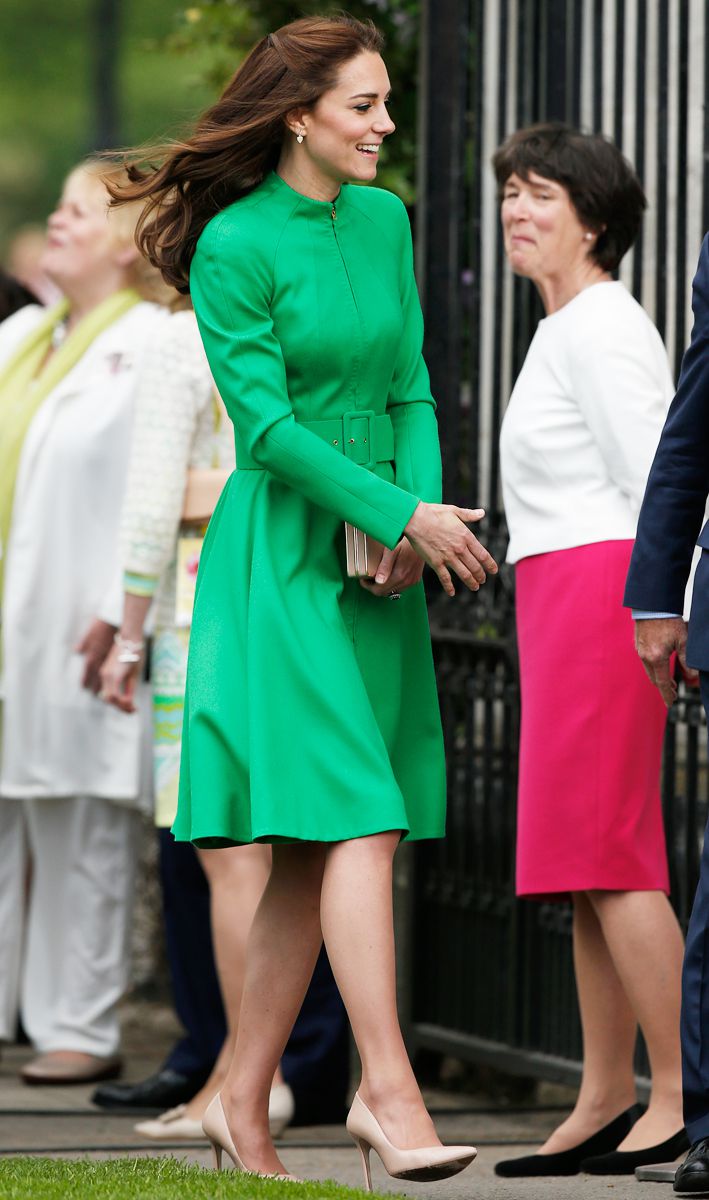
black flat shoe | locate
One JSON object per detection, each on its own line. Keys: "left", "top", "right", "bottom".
{"left": 494, "top": 1105, "right": 641, "bottom": 1177}
{"left": 674, "top": 1136, "right": 709, "bottom": 1194}
{"left": 91, "top": 1066, "right": 209, "bottom": 1113}
{"left": 582, "top": 1128, "right": 689, "bottom": 1175}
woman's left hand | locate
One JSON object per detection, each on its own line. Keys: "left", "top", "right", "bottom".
{"left": 359, "top": 538, "right": 424, "bottom": 599}
{"left": 99, "top": 642, "right": 141, "bottom": 713}
{"left": 76, "top": 618, "right": 117, "bottom": 693}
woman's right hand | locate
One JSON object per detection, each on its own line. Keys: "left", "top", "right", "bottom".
{"left": 404, "top": 502, "right": 497, "bottom": 596}
{"left": 99, "top": 642, "right": 141, "bottom": 714}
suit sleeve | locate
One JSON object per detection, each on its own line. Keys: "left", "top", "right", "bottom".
{"left": 624, "top": 235, "right": 709, "bottom": 612}
{"left": 189, "top": 216, "right": 419, "bottom": 549}
{"left": 386, "top": 203, "right": 442, "bottom": 504}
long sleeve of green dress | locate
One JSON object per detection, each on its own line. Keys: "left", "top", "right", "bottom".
{"left": 189, "top": 177, "right": 440, "bottom": 546}
{"left": 174, "top": 173, "right": 446, "bottom": 847}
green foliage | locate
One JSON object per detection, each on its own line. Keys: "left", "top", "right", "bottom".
{"left": 0, "top": 0, "right": 89, "bottom": 247}
{"left": 0, "top": 0, "right": 215, "bottom": 252}
{"left": 0, "top": 0, "right": 420, "bottom": 255}
{"left": 165, "top": 0, "right": 421, "bottom": 202}
{"left": 0, "top": 1157, "right": 386, "bottom": 1200}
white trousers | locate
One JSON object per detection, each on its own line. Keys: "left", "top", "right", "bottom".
{"left": 0, "top": 795, "right": 139, "bottom": 1056}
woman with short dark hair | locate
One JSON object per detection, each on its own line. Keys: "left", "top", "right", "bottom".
{"left": 113, "top": 13, "right": 490, "bottom": 1189}
{"left": 494, "top": 123, "right": 686, "bottom": 1177}
{"left": 493, "top": 121, "right": 647, "bottom": 273}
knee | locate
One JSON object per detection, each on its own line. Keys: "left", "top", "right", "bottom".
{"left": 584, "top": 889, "right": 622, "bottom": 921}
{"left": 328, "top": 830, "right": 401, "bottom": 870}
{"left": 585, "top": 888, "right": 671, "bottom": 927}
{"left": 198, "top": 843, "right": 270, "bottom": 886}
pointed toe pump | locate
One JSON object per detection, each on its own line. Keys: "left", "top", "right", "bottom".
{"left": 580, "top": 1127, "right": 689, "bottom": 1175}
{"left": 494, "top": 1105, "right": 642, "bottom": 1177}
{"left": 346, "top": 1092, "right": 477, "bottom": 1193}
{"left": 202, "top": 1093, "right": 299, "bottom": 1181}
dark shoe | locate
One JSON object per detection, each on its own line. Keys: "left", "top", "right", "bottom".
{"left": 674, "top": 1137, "right": 709, "bottom": 1194}
{"left": 91, "top": 1067, "right": 206, "bottom": 1113}
{"left": 21, "top": 1051, "right": 122, "bottom": 1086}
{"left": 582, "top": 1128, "right": 689, "bottom": 1174}
{"left": 494, "top": 1105, "right": 641, "bottom": 1177}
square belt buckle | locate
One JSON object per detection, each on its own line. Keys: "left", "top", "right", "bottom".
{"left": 342, "top": 410, "right": 375, "bottom": 468}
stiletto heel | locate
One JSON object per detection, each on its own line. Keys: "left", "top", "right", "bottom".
{"left": 202, "top": 1093, "right": 300, "bottom": 1181}
{"left": 346, "top": 1092, "right": 476, "bottom": 1186}
{"left": 353, "top": 1135, "right": 373, "bottom": 1192}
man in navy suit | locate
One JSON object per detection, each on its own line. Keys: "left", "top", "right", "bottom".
{"left": 625, "top": 234, "right": 709, "bottom": 1193}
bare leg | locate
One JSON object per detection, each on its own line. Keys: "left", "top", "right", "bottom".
{"left": 320, "top": 831, "right": 440, "bottom": 1150}
{"left": 182, "top": 843, "right": 272, "bottom": 1120}
{"left": 588, "top": 889, "right": 684, "bottom": 1150}
{"left": 221, "top": 842, "right": 326, "bottom": 1174}
{"left": 539, "top": 892, "right": 637, "bottom": 1154}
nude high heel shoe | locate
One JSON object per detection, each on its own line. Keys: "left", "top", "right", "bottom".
{"left": 202, "top": 1093, "right": 299, "bottom": 1181}
{"left": 346, "top": 1092, "right": 477, "bottom": 1192}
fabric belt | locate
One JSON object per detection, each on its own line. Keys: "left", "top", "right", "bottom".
{"left": 236, "top": 410, "right": 394, "bottom": 471}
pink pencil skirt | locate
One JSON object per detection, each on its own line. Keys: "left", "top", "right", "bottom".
{"left": 514, "top": 539, "right": 670, "bottom": 900}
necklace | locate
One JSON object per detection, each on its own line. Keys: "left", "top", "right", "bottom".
{"left": 50, "top": 317, "right": 69, "bottom": 350}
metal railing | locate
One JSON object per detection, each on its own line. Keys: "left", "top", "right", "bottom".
{"left": 408, "top": 0, "right": 709, "bottom": 1082}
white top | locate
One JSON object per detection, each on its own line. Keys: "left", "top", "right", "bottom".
{"left": 114, "top": 309, "right": 235, "bottom": 632}
{"left": 499, "top": 281, "right": 674, "bottom": 564}
{"left": 0, "top": 301, "right": 166, "bottom": 805}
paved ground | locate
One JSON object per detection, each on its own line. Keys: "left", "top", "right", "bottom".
{"left": 0, "top": 1004, "right": 684, "bottom": 1199}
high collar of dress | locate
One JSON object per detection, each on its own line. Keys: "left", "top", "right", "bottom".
{"left": 268, "top": 171, "right": 346, "bottom": 218}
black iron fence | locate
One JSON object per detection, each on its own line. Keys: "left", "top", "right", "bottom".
{"left": 408, "top": 0, "right": 709, "bottom": 1083}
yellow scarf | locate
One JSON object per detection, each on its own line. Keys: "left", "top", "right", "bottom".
{"left": 0, "top": 288, "right": 142, "bottom": 601}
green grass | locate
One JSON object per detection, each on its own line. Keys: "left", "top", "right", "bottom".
{"left": 0, "top": 1157, "right": 386, "bottom": 1200}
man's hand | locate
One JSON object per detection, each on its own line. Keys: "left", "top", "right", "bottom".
{"left": 634, "top": 617, "right": 697, "bottom": 706}
{"left": 76, "top": 619, "right": 117, "bottom": 694}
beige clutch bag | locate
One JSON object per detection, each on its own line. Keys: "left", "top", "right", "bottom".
{"left": 181, "top": 468, "right": 231, "bottom": 523}
{"left": 345, "top": 522, "right": 384, "bottom": 578}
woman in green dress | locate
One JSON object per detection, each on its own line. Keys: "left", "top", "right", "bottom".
{"left": 115, "top": 15, "right": 495, "bottom": 1189}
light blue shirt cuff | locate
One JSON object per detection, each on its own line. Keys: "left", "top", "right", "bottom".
{"left": 631, "top": 610, "right": 682, "bottom": 620}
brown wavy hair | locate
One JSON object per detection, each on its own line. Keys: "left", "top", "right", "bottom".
{"left": 109, "top": 15, "right": 384, "bottom": 293}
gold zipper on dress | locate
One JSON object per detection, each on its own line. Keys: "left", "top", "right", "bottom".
{"left": 331, "top": 204, "right": 337, "bottom": 221}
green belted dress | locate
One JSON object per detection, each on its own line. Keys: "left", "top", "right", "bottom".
{"left": 172, "top": 171, "right": 446, "bottom": 847}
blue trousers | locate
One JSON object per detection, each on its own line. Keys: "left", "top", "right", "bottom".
{"left": 159, "top": 829, "right": 226, "bottom": 1080}
{"left": 681, "top": 673, "right": 709, "bottom": 1141}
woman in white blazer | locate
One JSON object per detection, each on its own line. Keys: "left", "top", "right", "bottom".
{"left": 0, "top": 159, "right": 173, "bottom": 1085}
{"left": 494, "top": 124, "right": 685, "bottom": 1178}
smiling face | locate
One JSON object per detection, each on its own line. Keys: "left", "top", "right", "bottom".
{"left": 41, "top": 168, "right": 133, "bottom": 293}
{"left": 500, "top": 170, "right": 595, "bottom": 282}
{"left": 295, "top": 50, "right": 395, "bottom": 189}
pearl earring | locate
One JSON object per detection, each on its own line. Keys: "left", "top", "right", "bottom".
{"left": 584, "top": 232, "right": 593, "bottom": 241}
{"left": 296, "top": 133, "right": 304, "bottom": 144}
